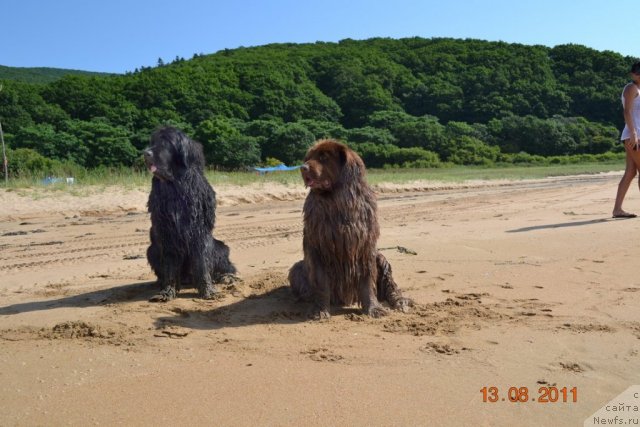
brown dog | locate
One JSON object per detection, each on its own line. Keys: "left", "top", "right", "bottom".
{"left": 288, "top": 139, "right": 411, "bottom": 319}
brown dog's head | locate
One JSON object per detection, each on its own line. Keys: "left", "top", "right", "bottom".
{"left": 300, "top": 139, "right": 365, "bottom": 192}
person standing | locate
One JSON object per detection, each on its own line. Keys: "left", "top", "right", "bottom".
{"left": 613, "top": 61, "right": 640, "bottom": 218}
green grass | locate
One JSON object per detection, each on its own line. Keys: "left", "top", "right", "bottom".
{"left": 1, "top": 161, "right": 626, "bottom": 193}
{"left": 210, "top": 161, "right": 626, "bottom": 187}
{"left": 2, "top": 169, "right": 150, "bottom": 191}
{"left": 365, "top": 161, "right": 626, "bottom": 184}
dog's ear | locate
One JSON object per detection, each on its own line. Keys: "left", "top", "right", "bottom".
{"left": 172, "top": 129, "right": 205, "bottom": 171}
{"left": 183, "top": 139, "right": 206, "bottom": 171}
{"left": 339, "top": 144, "right": 364, "bottom": 183}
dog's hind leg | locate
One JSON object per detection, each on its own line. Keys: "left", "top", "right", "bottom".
{"left": 288, "top": 260, "right": 332, "bottom": 320}
{"left": 211, "top": 238, "right": 238, "bottom": 285}
{"left": 289, "top": 261, "right": 331, "bottom": 320}
{"left": 288, "top": 260, "right": 312, "bottom": 301}
{"left": 375, "top": 252, "right": 412, "bottom": 312}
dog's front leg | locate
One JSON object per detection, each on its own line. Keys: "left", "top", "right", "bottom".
{"left": 359, "top": 274, "right": 388, "bottom": 318}
{"left": 149, "top": 256, "right": 180, "bottom": 302}
{"left": 193, "top": 253, "right": 217, "bottom": 299}
{"left": 309, "top": 264, "right": 331, "bottom": 320}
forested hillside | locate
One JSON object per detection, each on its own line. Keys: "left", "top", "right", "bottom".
{"left": 0, "top": 37, "right": 636, "bottom": 174}
{"left": 0, "top": 65, "right": 113, "bottom": 84}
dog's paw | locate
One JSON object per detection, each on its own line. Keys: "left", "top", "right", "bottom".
{"left": 309, "top": 308, "right": 331, "bottom": 321}
{"left": 199, "top": 284, "right": 218, "bottom": 300}
{"left": 392, "top": 297, "right": 414, "bottom": 313}
{"left": 364, "top": 304, "right": 389, "bottom": 318}
{"left": 149, "top": 288, "right": 176, "bottom": 302}
{"left": 216, "top": 273, "right": 240, "bottom": 286}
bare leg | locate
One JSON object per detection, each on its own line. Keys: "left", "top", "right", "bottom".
{"left": 613, "top": 140, "right": 640, "bottom": 217}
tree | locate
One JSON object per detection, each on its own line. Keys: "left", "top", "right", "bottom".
{"left": 263, "top": 123, "right": 315, "bottom": 165}
{"left": 393, "top": 116, "right": 446, "bottom": 153}
{"left": 195, "top": 117, "right": 260, "bottom": 169}
{"left": 62, "top": 119, "right": 137, "bottom": 167}
{"left": 12, "top": 123, "right": 87, "bottom": 164}
{"left": 0, "top": 37, "right": 633, "bottom": 169}
{"left": 352, "top": 142, "right": 441, "bottom": 168}
{"left": 346, "top": 126, "right": 396, "bottom": 145}
{"left": 297, "top": 119, "right": 347, "bottom": 141}
{"left": 448, "top": 136, "right": 500, "bottom": 165}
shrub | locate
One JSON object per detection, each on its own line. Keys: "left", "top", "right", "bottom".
{"left": 3, "top": 147, "right": 82, "bottom": 178}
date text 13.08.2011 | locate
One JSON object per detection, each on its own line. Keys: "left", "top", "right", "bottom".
{"left": 480, "top": 386, "right": 578, "bottom": 403}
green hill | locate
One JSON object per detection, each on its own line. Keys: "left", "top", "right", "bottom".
{"left": 0, "top": 37, "right": 636, "bottom": 172}
{"left": 0, "top": 65, "right": 115, "bottom": 84}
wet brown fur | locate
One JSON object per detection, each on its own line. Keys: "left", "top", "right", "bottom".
{"left": 288, "top": 139, "right": 410, "bottom": 319}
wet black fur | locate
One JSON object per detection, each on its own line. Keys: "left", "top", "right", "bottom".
{"left": 144, "top": 127, "right": 236, "bottom": 301}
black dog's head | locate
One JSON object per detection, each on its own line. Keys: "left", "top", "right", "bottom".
{"left": 301, "top": 139, "right": 365, "bottom": 192}
{"left": 143, "top": 127, "right": 205, "bottom": 181}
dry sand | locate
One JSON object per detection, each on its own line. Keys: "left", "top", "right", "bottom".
{"left": 1, "top": 173, "right": 639, "bottom": 426}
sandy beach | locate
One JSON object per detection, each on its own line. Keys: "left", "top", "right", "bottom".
{"left": 1, "top": 172, "right": 639, "bottom": 426}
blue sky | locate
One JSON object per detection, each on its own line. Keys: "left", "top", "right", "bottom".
{"left": 3, "top": 0, "right": 638, "bottom": 74}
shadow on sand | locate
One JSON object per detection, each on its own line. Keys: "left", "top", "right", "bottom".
{"left": 0, "top": 282, "right": 156, "bottom": 315}
{"left": 0, "top": 280, "right": 364, "bottom": 330}
{"left": 153, "top": 285, "right": 364, "bottom": 331}
{"left": 506, "top": 217, "right": 613, "bottom": 233}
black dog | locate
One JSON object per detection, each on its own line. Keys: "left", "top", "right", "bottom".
{"left": 144, "top": 126, "right": 236, "bottom": 301}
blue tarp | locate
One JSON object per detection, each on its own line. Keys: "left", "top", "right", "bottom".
{"left": 253, "top": 164, "right": 302, "bottom": 173}
{"left": 41, "top": 177, "right": 75, "bottom": 185}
